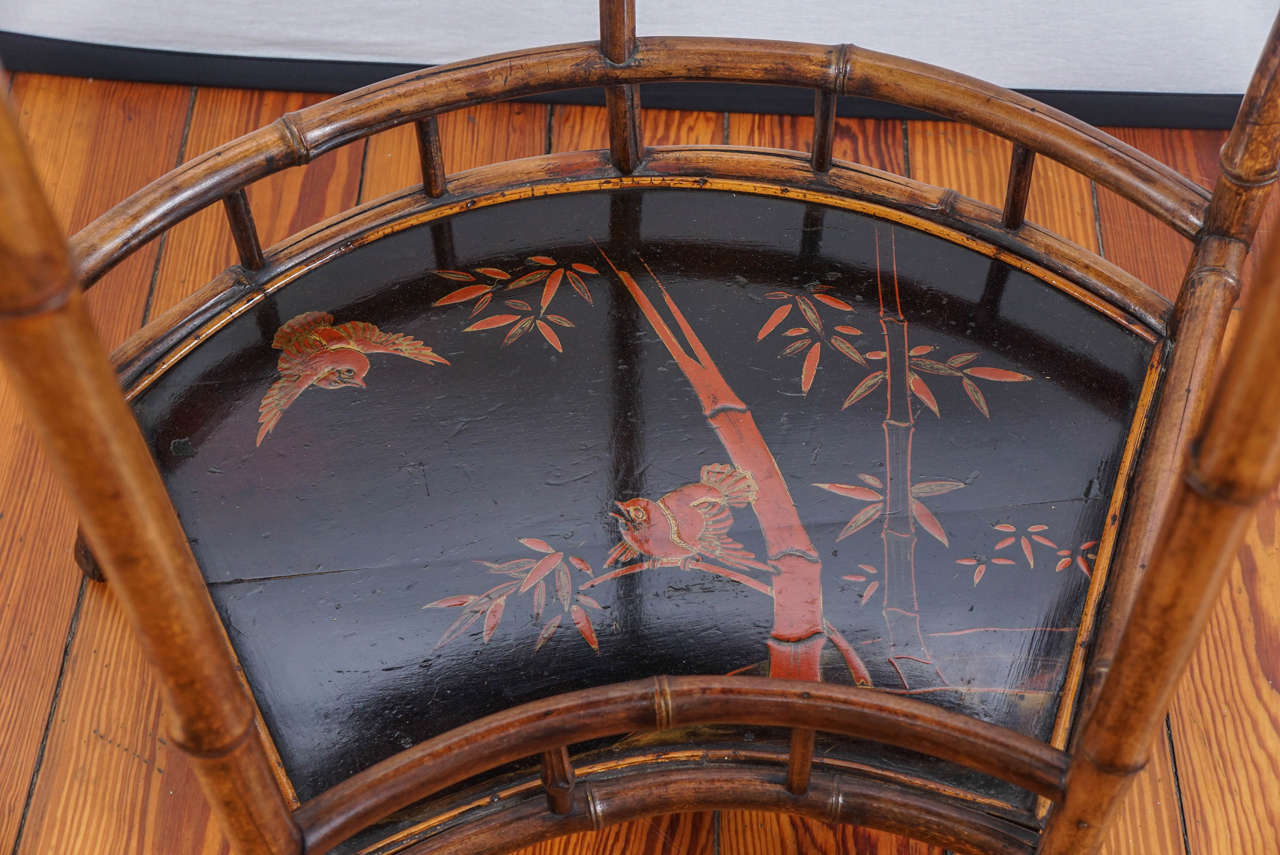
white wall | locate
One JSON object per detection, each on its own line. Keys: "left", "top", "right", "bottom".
{"left": 4, "top": 0, "right": 1274, "bottom": 93}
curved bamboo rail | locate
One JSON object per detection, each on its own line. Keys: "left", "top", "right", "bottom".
{"left": 294, "top": 675, "right": 1067, "bottom": 854}
{"left": 69, "top": 37, "right": 1209, "bottom": 289}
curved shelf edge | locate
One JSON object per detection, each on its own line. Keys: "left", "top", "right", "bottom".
{"left": 110, "top": 147, "right": 1169, "bottom": 396}
{"left": 292, "top": 675, "right": 1067, "bottom": 855}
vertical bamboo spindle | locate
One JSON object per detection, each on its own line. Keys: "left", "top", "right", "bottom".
{"left": 1001, "top": 144, "right": 1036, "bottom": 230}
{"left": 811, "top": 90, "right": 837, "bottom": 173}
{"left": 223, "top": 188, "right": 266, "bottom": 270}
{"left": 415, "top": 117, "right": 448, "bottom": 198}
{"left": 1041, "top": 221, "right": 1280, "bottom": 853}
{"left": 540, "top": 746, "right": 576, "bottom": 815}
{"left": 0, "top": 98, "right": 300, "bottom": 855}
{"left": 600, "top": 0, "right": 643, "bottom": 173}
{"left": 787, "top": 727, "right": 816, "bottom": 794}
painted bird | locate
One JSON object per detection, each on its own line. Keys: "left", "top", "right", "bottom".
{"left": 607, "top": 463, "right": 774, "bottom": 573}
{"left": 256, "top": 311, "right": 449, "bottom": 445}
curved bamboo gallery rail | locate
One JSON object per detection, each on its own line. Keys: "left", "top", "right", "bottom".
{"left": 1, "top": 2, "right": 1280, "bottom": 855}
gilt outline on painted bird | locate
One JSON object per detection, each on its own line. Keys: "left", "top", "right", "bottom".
{"left": 256, "top": 311, "right": 449, "bottom": 445}
{"left": 607, "top": 463, "right": 775, "bottom": 575}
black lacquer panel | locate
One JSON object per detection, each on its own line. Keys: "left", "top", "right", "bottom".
{"left": 131, "top": 188, "right": 1154, "bottom": 812}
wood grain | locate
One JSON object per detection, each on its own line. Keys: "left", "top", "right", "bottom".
{"left": 1167, "top": 491, "right": 1280, "bottom": 854}
{"left": 14, "top": 589, "right": 227, "bottom": 855}
{"left": 906, "top": 121, "right": 1097, "bottom": 251}
{"left": 553, "top": 105, "right": 721, "bottom": 151}
{"left": 729, "top": 114, "right": 905, "bottom": 174}
{"left": 512, "top": 812, "right": 714, "bottom": 855}
{"left": 0, "top": 73, "right": 191, "bottom": 855}
{"left": 1093, "top": 129, "right": 1223, "bottom": 301}
{"left": 361, "top": 103, "right": 548, "bottom": 202}
{"left": 148, "top": 88, "right": 365, "bottom": 320}
{"left": 720, "top": 810, "right": 943, "bottom": 854}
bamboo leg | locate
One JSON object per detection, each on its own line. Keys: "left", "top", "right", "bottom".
{"left": 1041, "top": 242, "right": 1280, "bottom": 852}
{"left": 0, "top": 96, "right": 299, "bottom": 855}
{"left": 415, "top": 116, "right": 448, "bottom": 197}
{"left": 600, "top": 0, "right": 643, "bottom": 173}
{"left": 223, "top": 188, "right": 265, "bottom": 270}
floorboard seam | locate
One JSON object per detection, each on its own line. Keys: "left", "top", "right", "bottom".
{"left": 1165, "top": 716, "right": 1194, "bottom": 855}
{"left": 1091, "top": 181, "right": 1107, "bottom": 260}
{"left": 545, "top": 103, "right": 555, "bottom": 155}
{"left": 900, "top": 120, "right": 911, "bottom": 178}
{"left": 355, "top": 136, "right": 371, "bottom": 206}
{"left": 141, "top": 85, "right": 197, "bottom": 327}
{"left": 8, "top": 577, "right": 88, "bottom": 855}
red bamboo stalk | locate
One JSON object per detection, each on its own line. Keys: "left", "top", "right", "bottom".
{"left": 596, "top": 246, "right": 833, "bottom": 679}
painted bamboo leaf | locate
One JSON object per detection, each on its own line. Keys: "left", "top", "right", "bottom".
{"left": 435, "top": 609, "right": 484, "bottom": 649}
{"left": 861, "top": 580, "right": 880, "bottom": 604}
{"left": 947, "top": 352, "right": 979, "bottom": 367}
{"left": 783, "top": 327, "right": 809, "bottom": 337}
{"left": 571, "top": 604, "right": 599, "bottom": 652}
{"left": 533, "top": 580, "right": 546, "bottom": 619}
{"left": 842, "top": 371, "right": 886, "bottom": 409}
{"left": 911, "top": 358, "right": 961, "bottom": 376}
{"left": 424, "top": 595, "right": 476, "bottom": 608}
{"left": 520, "top": 537, "right": 556, "bottom": 553}
{"left": 780, "top": 339, "right": 810, "bottom": 357}
{"left": 508, "top": 269, "right": 550, "bottom": 290}
{"left": 576, "top": 593, "right": 604, "bottom": 610}
{"left": 974, "top": 564, "right": 987, "bottom": 585}
{"left": 909, "top": 345, "right": 934, "bottom": 356}
{"left": 482, "top": 599, "right": 506, "bottom": 642}
{"left": 545, "top": 314, "right": 574, "bottom": 328}
{"left": 572, "top": 263, "right": 598, "bottom": 275}
{"left": 1021, "top": 536, "right": 1035, "bottom": 568}
{"left": 434, "top": 270, "right": 476, "bottom": 281}
{"left": 858, "top": 474, "right": 883, "bottom": 489}
{"left": 801, "top": 343, "right": 822, "bottom": 394}
{"left": 464, "top": 314, "right": 521, "bottom": 332}
{"left": 909, "top": 372, "right": 940, "bottom": 417}
{"left": 535, "top": 615, "right": 561, "bottom": 650}
{"left": 502, "top": 316, "right": 535, "bottom": 345}
{"left": 911, "top": 480, "right": 965, "bottom": 497}
{"left": 541, "top": 269, "right": 564, "bottom": 310}
{"left": 757, "top": 304, "right": 792, "bottom": 340}
{"left": 834, "top": 324, "right": 861, "bottom": 335}
{"left": 965, "top": 366, "right": 1031, "bottom": 382}
{"left": 433, "top": 284, "right": 491, "bottom": 306}
{"left": 536, "top": 320, "right": 564, "bottom": 352}
{"left": 963, "top": 377, "right": 990, "bottom": 418}
{"left": 569, "top": 555, "right": 593, "bottom": 576}
{"left": 529, "top": 255, "right": 556, "bottom": 265}
{"left": 470, "top": 293, "right": 493, "bottom": 317}
{"left": 912, "top": 499, "right": 949, "bottom": 546}
{"left": 475, "top": 267, "right": 511, "bottom": 280}
{"left": 838, "top": 502, "right": 884, "bottom": 540}
{"left": 566, "top": 270, "right": 593, "bottom": 304}
{"left": 520, "top": 552, "right": 564, "bottom": 593}
{"left": 813, "top": 293, "right": 854, "bottom": 311}
{"left": 796, "top": 296, "right": 823, "bottom": 333}
{"left": 814, "top": 483, "right": 882, "bottom": 502}
{"left": 505, "top": 299, "right": 533, "bottom": 311}
{"left": 830, "top": 335, "right": 866, "bottom": 366}
{"left": 555, "top": 565, "right": 572, "bottom": 610}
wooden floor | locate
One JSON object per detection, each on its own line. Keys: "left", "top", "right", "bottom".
{"left": 1, "top": 72, "right": 1277, "bottom": 854}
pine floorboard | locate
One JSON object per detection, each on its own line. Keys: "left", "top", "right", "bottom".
{"left": 0, "top": 77, "right": 1276, "bottom": 855}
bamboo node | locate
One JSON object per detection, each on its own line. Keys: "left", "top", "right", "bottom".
{"left": 652, "top": 675, "right": 674, "bottom": 729}
{"left": 274, "top": 114, "right": 313, "bottom": 165}
{"left": 168, "top": 711, "right": 257, "bottom": 759}
{"left": 1217, "top": 144, "right": 1279, "bottom": 187}
{"left": 584, "top": 783, "right": 604, "bottom": 830}
{"left": 834, "top": 44, "right": 855, "bottom": 94}
{"left": 1184, "top": 461, "right": 1268, "bottom": 507}
{"left": 827, "top": 777, "right": 846, "bottom": 823}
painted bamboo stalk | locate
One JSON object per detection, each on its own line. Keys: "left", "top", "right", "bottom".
{"left": 597, "top": 247, "right": 832, "bottom": 680}
{"left": 876, "top": 231, "right": 938, "bottom": 688}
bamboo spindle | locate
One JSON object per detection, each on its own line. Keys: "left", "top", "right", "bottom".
{"left": 600, "top": 0, "right": 643, "bottom": 173}
{"left": 811, "top": 90, "right": 837, "bottom": 172}
{"left": 1041, "top": 202, "right": 1280, "bottom": 855}
{"left": 0, "top": 97, "right": 301, "bottom": 855}
{"left": 223, "top": 188, "right": 266, "bottom": 270}
{"left": 540, "top": 746, "right": 576, "bottom": 815}
{"left": 415, "top": 116, "right": 448, "bottom": 198}
{"left": 786, "top": 727, "right": 816, "bottom": 794}
{"left": 1002, "top": 143, "right": 1036, "bottom": 230}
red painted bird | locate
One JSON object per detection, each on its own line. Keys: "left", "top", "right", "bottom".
{"left": 256, "top": 311, "right": 449, "bottom": 445}
{"left": 607, "top": 464, "right": 774, "bottom": 573}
